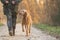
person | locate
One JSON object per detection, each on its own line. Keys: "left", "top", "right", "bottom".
{"left": 0, "top": 0, "right": 22, "bottom": 36}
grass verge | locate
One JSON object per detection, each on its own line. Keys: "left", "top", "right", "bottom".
{"left": 0, "top": 23, "right": 4, "bottom": 26}
{"left": 34, "top": 24, "right": 60, "bottom": 39}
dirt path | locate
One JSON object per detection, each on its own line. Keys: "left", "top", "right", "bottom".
{"left": 0, "top": 24, "right": 58, "bottom": 40}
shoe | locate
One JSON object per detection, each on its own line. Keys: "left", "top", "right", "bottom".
{"left": 9, "top": 31, "right": 13, "bottom": 36}
{"left": 13, "top": 29, "right": 15, "bottom": 36}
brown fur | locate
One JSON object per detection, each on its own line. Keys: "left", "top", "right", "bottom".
{"left": 19, "top": 10, "right": 32, "bottom": 36}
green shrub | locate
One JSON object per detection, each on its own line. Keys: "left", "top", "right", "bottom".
{"left": 0, "top": 23, "right": 4, "bottom": 26}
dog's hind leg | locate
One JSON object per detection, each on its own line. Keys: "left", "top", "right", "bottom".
{"left": 29, "top": 23, "right": 32, "bottom": 33}
{"left": 29, "top": 27, "right": 30, "bottom": 33}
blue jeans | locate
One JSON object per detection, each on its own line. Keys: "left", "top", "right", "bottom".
{"left": 7, "top": 15, "right": 16, "bottom": 31}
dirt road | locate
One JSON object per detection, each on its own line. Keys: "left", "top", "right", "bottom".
{"left": 0, "top": 24, "right": 58, "bottom": 40}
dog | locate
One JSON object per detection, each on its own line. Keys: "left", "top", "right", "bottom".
{"left": 19, "top": 9, "right": 32, "bottom": 36}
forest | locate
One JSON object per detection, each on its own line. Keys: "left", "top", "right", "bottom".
{"left": 0, "top": 0, "right": 60, "bottom": 25}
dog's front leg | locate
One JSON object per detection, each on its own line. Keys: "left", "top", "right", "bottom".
{"left": 22, "top": 24, "right": 24, "bottom": 32}
{"left": 25, "top": 25, "right": 29, "bottom": 36}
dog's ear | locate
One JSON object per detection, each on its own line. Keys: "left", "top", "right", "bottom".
{"left": 24, "top": 12, "right": 27, "bottom": 17}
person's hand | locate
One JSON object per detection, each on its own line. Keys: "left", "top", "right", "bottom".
{"left": 12, "top": 1, "right": 15, "bottom": 4}
{"left": 5, "top": 1, "right": 9, "bottom": 4}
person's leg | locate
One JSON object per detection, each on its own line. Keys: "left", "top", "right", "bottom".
{"left": 3, "top": 6, "right": 13, "bottom": 36}
{"left": 7, "top": 15, "right": 13, "bottom": 36}
{"left": 12, "top": 12, "right": 17, "bottom": 36}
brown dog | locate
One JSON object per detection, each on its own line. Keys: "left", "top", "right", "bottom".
{"left": 19, "top": 9, "right": 32, "bottom": 36}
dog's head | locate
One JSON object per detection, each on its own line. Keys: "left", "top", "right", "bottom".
{"left": 19, "top": 9, "right": 27, "bottom": 16}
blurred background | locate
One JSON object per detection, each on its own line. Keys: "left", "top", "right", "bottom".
{"left": 0, "top": 0, "right": 60, "bottom": 25}
{"left": 0, "top": 0, "right": 60, "bottom": 39}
